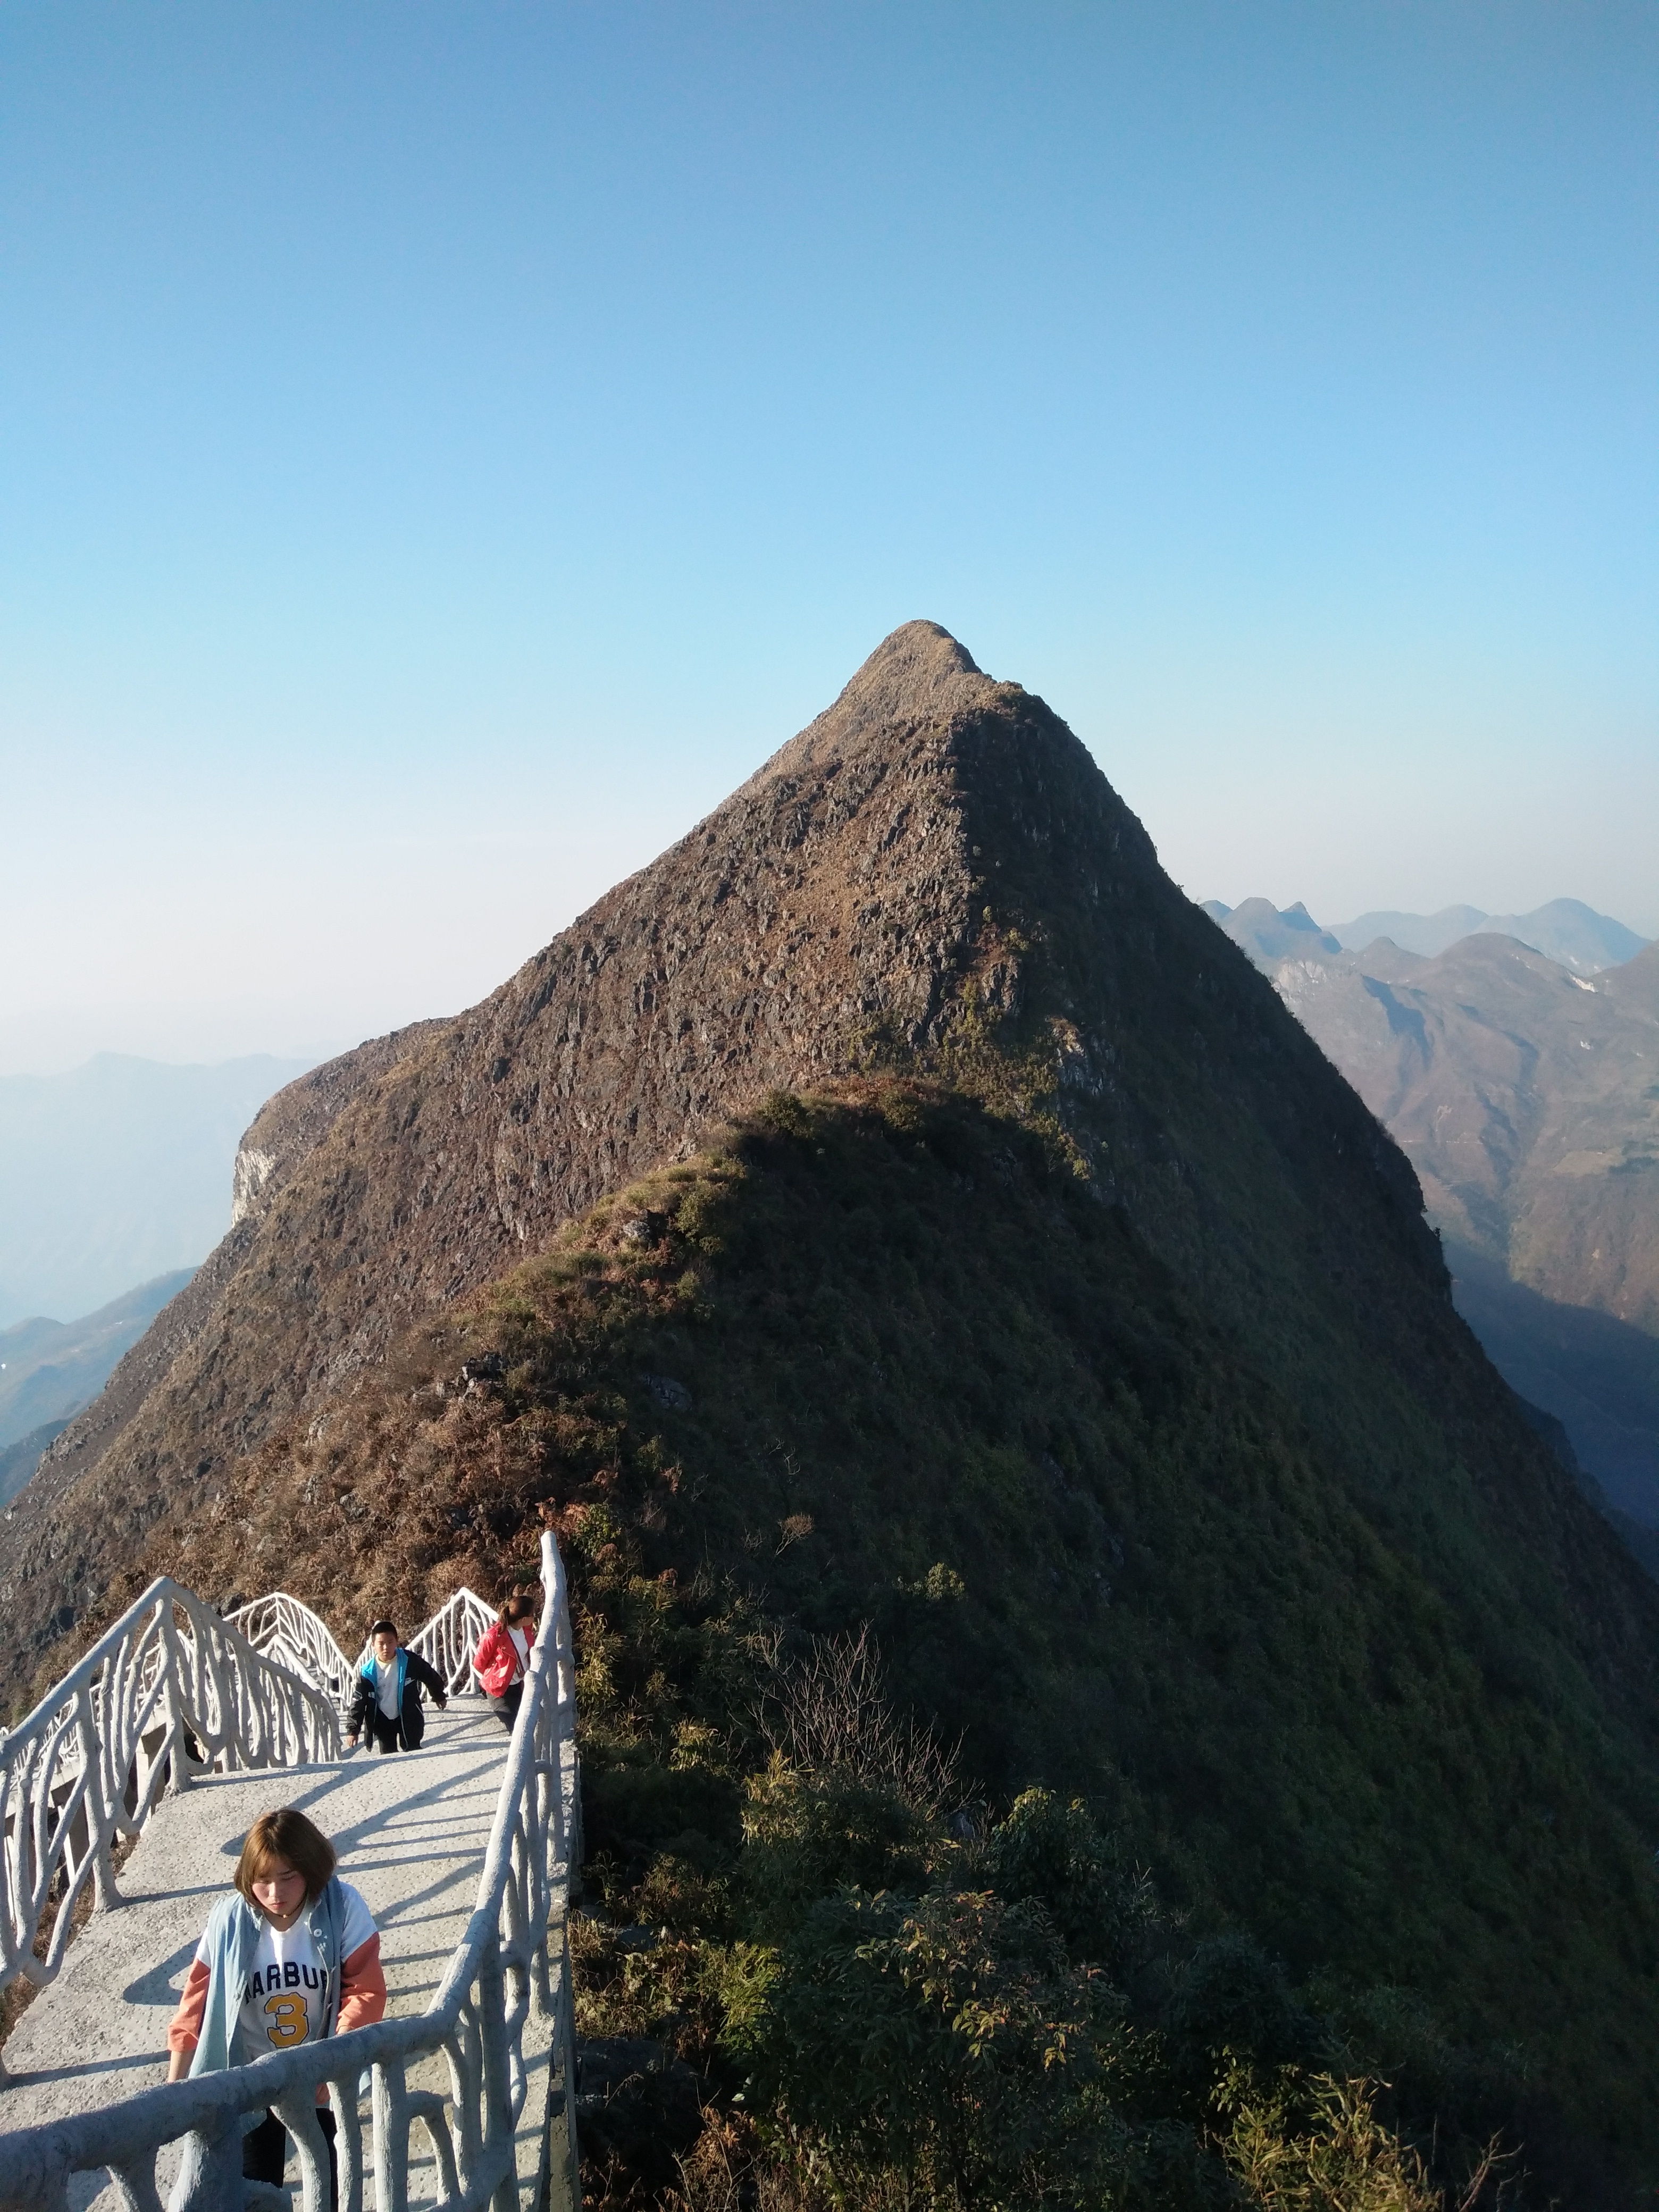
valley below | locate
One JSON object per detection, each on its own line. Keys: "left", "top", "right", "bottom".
{"left": 1211, "top": 901, "right": 1659, "bottom": 1547}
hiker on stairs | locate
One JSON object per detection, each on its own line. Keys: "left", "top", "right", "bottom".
{"left": 346, "top": 1618, "right": 448, "bottom": 1754}
{"left": 165, "top": 1807, "right": 386, "bottom": 2209}
{"left": 473, "top": 1590, "right": 538, "bottom": 1732}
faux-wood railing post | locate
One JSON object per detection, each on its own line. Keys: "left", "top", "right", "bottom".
{"left": 328, "top": 2069, "right": 367, "bottom": 2212}
{"left": 547, "top": 1916, "right": 581, "bottom": 2212}
{"left": 171, "top": 2113, "right": 246, "bottom": 2211}
{"left": 156, "top": 1602, "right": 192, "bottom": 1799}
{"left": 479, "top": 1931, "right": 517, "bottom": 2212}
{"left": 272, "top": 2089, "right": 333, "bottom": 2212}
{"left": 371, "top": 2057, "right": 410, "bottom": 2212}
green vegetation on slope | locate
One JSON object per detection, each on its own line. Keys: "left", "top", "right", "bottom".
{"left": 156, "top": 1077, "right": 1659, "bottom": 2202}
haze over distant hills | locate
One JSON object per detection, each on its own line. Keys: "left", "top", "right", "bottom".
{"left": 0, "top": 1272, "right": 195, "bottom": 1505}
{"left": 1334, "top": 897, "right": 1646, "bottom": 973}
{"left": 0, "top": 1053, "right": 313, "bottom": 1328}
{"left": 1206, "top": 895, "right": 1648, "bottom": 976}
{"left": 1199, "top": 897, "right": 1342, "bottom": 965}
{"left": 0, "top": 1272, "right": 195, "bottom": 1451}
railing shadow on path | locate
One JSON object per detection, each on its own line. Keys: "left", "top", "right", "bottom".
{"left": 0, "top": 1534, "right": 581, "bottom": 2212}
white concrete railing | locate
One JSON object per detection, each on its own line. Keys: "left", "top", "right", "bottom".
{"left": 228, "top": 1587, "right": 502, "bottom": 1713}
{"left": 397, "top": 1589, "right": 498, "bottom": 1700}
{"left": 223, "top": 1593, "right": 357, "bottom": 1716}
{"left": 0, "top": 1583, "right": 338, "bottom": 2008}
{"left": 0, "top": 1529, "right": 581, "bottom": 2212}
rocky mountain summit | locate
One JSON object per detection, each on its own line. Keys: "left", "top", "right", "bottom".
{"left": 7, "top": 621, "right": 1449, "bottom": 1689}
{"left": 11, "top": 623, "right": 1659, "bottom": 2181}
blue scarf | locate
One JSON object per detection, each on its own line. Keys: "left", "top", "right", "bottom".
{"left": 363, "top": 1648, "right": 409, "bottom": 1719}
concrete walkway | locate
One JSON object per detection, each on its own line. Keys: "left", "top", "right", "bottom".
{"left": 0, "top": 1704, "right": 556, "bottom": 2209}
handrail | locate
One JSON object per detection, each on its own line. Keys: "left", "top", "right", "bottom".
{"left": 0, "top": 1531, "right": 581, "bottom": 2212}
{"left": 392, "top": 1586, "right": 498, "bottom": 1699}
{"left": 0, "top": 1582, "right": 338, "bottom": 2009}
{"left": 225, "top": 1591, "right": 356, "bottom": 1715}
{"left": 229, "top": 1584, "right": 502, "bottom": 1712}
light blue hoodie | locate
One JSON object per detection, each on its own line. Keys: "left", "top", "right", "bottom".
{"left": 187, "top": 1876, "right": 351, "bottom": 2082}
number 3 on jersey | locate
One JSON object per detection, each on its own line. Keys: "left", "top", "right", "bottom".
{"left": 264, "top": 1990, "right": 310, "bottom": 2046}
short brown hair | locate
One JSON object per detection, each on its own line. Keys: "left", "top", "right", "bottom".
{"left": 235, "top": 1809, "right": 337, "bottom": 1908}
{"left": 498, "top": 1591, "right": 537, "bottom": 1626}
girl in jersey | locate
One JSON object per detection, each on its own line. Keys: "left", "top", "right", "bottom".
{"left": 472, "top": 1590, "right": 538, "bottom": 1731}
{"left": 166, "top": 1806, "right": 386, "bottom": 2206}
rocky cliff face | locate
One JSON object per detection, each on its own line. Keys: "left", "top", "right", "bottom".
{"left": 0, "top": 623, "right": 1638, "bottom": 1706}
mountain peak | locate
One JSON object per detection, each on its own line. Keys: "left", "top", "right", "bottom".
{"left": 1206, "top": 897, "right": 1343, "bottom": 966}
{"left": 837, "top": 617, "right": 984, "bottom": 702}
{"left": 12, "top": 631, "right": 1659, "bottom": 2161}
{"left": 751, "top": 621, "right": 998, "bottom": 790}
{"left": 0, "top": 633, "right": 1463, "bottom": 1697}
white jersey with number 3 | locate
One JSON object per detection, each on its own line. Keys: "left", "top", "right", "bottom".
{"left": 203, "top": 1881, "right": 376, "bottom": 2060}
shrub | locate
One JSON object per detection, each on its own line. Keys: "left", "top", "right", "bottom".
{"left": 742, "top": 1885, "right": 1134, "bottom": 2210}
{"left": 753, "top": 1624, "right": 960, "bottom": 1814}
{"left": 737, "top": 1759, "right": 934, "bottom": 1938}
{"left": 983, "top": 1787, "right": 1164, "bottom": 1974}
{"left": 1216, "top": 2063, "right": 1440, "bottom": 2211}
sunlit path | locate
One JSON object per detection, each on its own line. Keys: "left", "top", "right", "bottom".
{"left": 0, "top": 1542, "right": 578, "bottom": 2212}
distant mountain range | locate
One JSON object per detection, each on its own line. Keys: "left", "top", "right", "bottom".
{"left": 1205, "top": 895, "right": 1649, "bottom": 976}
{"left": 0, "top": 1272, "right": 196, "bottom": 1457}
{"left": 0, "top": 1272, "right": 197, "bottom": 1507}
{"left": 1199, "top": 898, "right": 1342, "bottom": 965}
{"left": 1332, "top": 898, "right": 1650, "bottom": 972}
{"left": 0, "top": 1053, "right": 312, "bottom": 1328}
{"left": 1205, "top": 898, "right": 1659, "bottom": 1533}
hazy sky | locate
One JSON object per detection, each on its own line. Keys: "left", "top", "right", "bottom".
{"left": 4, "top": 2, "right": 1655, "bottom": 1073}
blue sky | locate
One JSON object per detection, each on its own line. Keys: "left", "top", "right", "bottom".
{"left": 3, "top": 2, "right": 1655, "bottom": 1070}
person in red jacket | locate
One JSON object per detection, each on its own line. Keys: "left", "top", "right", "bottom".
{"left": 473, "top": 1590, "right": 538, "bottom": 1731}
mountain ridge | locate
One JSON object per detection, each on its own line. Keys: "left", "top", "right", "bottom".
{"left": 1273, "top": 934, "right": 1659, "bottom": 1331}
{"left": 1224, "top": 917, "right": 1659, "bottom": 1532}
{"left": 6, "top": 622, "right": 1155, "bottom": 1679}
{"left": 1206, "top": 896, "right": 1649, "bottom": 977}
{"left": 12, "top": 621, "right": 1659, "bottom": 2179}
{"left": 9, "top": 624, "right": 1639, "bottom": 1698}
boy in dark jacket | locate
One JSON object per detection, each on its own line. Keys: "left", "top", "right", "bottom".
{"left": 346, "top": 1619, "right": 448, "bottom": 1754}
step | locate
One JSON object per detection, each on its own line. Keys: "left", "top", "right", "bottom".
{"left": 0, "top": 1704, "right": 557, "bottom": 2208}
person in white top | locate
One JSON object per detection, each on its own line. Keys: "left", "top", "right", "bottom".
{"left": 345, "top": 1618, "right": 449, "bottom": 1754}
